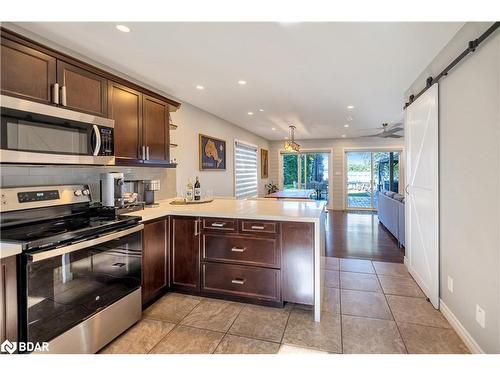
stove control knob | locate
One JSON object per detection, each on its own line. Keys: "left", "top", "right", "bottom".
{"left": 82, "top": 189, "right": 90, "bottom": 196}
{"left": 74, "top": 190, "right": 83, "bottom": 196}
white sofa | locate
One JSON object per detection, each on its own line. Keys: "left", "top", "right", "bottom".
{"left": 377, "top": 190, "right": 405, "bottom": 247}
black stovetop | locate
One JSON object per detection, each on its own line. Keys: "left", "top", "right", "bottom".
{"left": 0, "top": 205, "right": 140, "bottom": 252}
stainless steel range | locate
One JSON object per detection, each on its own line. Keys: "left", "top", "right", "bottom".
{"left": 0, "top": 184, "right": 143, "bottom": 354}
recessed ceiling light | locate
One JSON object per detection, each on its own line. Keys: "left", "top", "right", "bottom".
{"left": 247, "top": 112, "right": 254, "bottom": 116}
{"left": 259, "top": 109, "right": 264, "bottom": 112}
{"left": 195, "top": 85, "right": 205, "bottom": 90}
{"left": 238, "top": 80, "right": 247, "bottom": 85}
{"left": 344, "top": 124, "right": 349, "bottom": 128}
{"left": 341, "top": 134, "right": 347, "bottom": 138}
{"left": 115, "top": 25, "right": 131, "bottom": 33}
{"left": 347, "top": 105, "right": 355, "bottom": 109}
{"left": 271, "top": 127, "right": 276, "bottom": 131}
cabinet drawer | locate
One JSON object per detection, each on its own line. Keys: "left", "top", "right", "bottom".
{"left": 202, "top": 262, "right": 281, "bottom": 302}
{"left": 240, "top": 220, "right": 278, "bottom": 234}
{"left": 203, "top": 234, "right": 280, "bottom": 268}
{"left": 202, "top": 218, "right": 236, "bottom": 232}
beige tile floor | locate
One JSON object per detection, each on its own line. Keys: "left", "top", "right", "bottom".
{"left": 100, "top": 258, "right": 469, "bottom": 354}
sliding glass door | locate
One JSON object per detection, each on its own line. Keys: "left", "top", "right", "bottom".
{"left": 282, "top": 152, "right": 329, "bottom": 201}
{"left": 346, "top": 151, "right": 400, "bottom": 210}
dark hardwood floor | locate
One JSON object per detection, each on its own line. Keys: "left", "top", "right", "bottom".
{"left": 326, "top": 210, "right": 405, "bottom": 263}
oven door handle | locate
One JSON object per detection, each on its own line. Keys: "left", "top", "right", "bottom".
{"left": 28, "top": 224, "right": 144, "bottom": 263}
{"left": 92, "top": 125, "right": 101, "bottom": 156}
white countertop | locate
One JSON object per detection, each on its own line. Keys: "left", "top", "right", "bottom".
{"left": 125, "top": 198, "right": 326, "bottom": 223}
{"left": 0, "top": 241, "right": 23, "bottom": 259}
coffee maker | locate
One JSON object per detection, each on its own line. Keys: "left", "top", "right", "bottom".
{"left": 139, "top": 179, "right": 160, "bottom": 207}
{"left": 100, "top": 172, "right": 125, "bottom": 207}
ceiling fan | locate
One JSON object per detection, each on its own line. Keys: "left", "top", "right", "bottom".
{"left": 359, "top": 122, "right": 404, "bottom": 138}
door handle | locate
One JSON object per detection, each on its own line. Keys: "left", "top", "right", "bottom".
{"left": 28, "top": 224, "right": 144, "bottom": 262}
{"left": 231, "top": 278, "right": 245, "bottom": 285}
{"left": 146, "top": 146, "right": 150, "bottom": 160}
{"left": 250, "top": 225, "right": 265, "bottom": 230}
{"left": 92, "top": 125, "right": 101, "bottom": 156}
{"left": 211, "top": 222, "right": 226, "bottom": 227}
{"left": 60, "top": 85, "right": 67, "bottom": 106}
{"left": 194, "top": 219, "right": 200, "bottom": 236}
{"left": 142, "top": 146, "right": 146, "bottom": 160}
{"left": 231, "top": 247, "right": 246, "bottom": 253}
{"left": 405, "top": 184, "right": 410, "bottom": 195}
{"left": 52, "top": 83, "right": 59, "bottom": 104}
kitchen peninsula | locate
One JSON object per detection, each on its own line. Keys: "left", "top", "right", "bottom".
{"left": 126, "top": 198, "right": 326, "bottom": 321}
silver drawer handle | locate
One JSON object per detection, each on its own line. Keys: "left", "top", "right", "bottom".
{"left": 211, "top": 222, "right": 226, "bottom": 227}
{"left": 251, "top": 225, "right": 265, "bottom": 230}
{"left": 231, "top": 247, "right": 246, "bottom": 252}
{"left": 231, "top": 278, "right": 245, "bottom": 285}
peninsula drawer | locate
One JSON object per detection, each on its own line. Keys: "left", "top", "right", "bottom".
{"left": 202, "top": 234, "right": 280, "bottom": 268}
{"left": 202, "top": 218, "right": 237, "bottom": 232}
{"left": 202, "top": 262, "right": 281, "bottom": 302}
{"left": 240, "top": 220, "right": 278, "bottom": 234}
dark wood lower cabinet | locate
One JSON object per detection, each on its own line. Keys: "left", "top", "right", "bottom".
{"left": 142, "top": 219, "right": 168, "bottom": 305}
{"left": 170, "top": 216, "right": 200, "bottom": 292}
{"left": 147, "top": 215, "right": 314, "bottom": 308}
{"left": 281, "top": 222, "right": 314, "bottom": 305}
{"left": 0, "top": 255, "right": 18, "bottom": 346}
{"left": 202, "top": 262, "right": 281, "bottom": 302}
{"left": 202, "top": 233, "right": 280, "bottom": 268}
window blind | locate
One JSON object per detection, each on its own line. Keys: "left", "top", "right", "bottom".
{"left": 234, "top": 141, "right": 258, "bottom": 199}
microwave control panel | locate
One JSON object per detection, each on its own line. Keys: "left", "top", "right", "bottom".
{"left": 99, "top": 127, "right": 114, "bottom": 156}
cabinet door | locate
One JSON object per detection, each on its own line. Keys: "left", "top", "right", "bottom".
{"left": 170, "top": 216, "right": 200, "bottom": 292}
{"left": 142, "top": 219, "right": 168, "bottom": 305}
{"left": 57, "top": 60, "right": 107, "bottom": 116}
{"left": 0, "top": 256, "right": 18, "bottom": 346}
{"left": 143, "top": 95, "right": 170, "bottom": 164}
{"left": 108, "top": 82, "right": 143, "bottom": 163}
{"left": 281, "top": 222, "right": 314, "bottom": 305}
{"left": 1, "top": 38, "right": 56, "bottom": 104}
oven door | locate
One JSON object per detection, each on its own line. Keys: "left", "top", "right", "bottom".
{"left": 20, "top": 225, "right": 143, "bottom": 346}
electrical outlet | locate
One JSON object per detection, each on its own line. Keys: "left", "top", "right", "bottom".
{"left": 447, "top": 276, "right": 454, "bottom": 293}
{"left": 476, "top": 305, "right": 486, "bottom": 328}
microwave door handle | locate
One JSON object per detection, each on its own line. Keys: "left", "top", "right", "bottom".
{"left": 28, "top": 224, "right": 144, "bottom": 263}
{"left": 92, "top": 125, "right": 101, "bottom": 156}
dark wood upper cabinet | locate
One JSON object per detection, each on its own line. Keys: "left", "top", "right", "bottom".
{"left": 57, "top": 60, "right": 108, "bottom": 116}
{"left": 108, "top": 81, "right": 143, "bottom": 162}
{"left": 1, "top": 38, "right": 56, "bottom": 104}
{"left": 143, "top": 95, "right": 170, "bottom": 164}
{"left": 170, "top": 216, "right": 200, "bottom": 292}
{"left": 142, "top": 219, "right": 168, "bottom": 306}
{"left": 1, "top": 28, "right": 180, "bottom": 168}
{"left": 0, "top": 255, "right": 18, "bottom": 347}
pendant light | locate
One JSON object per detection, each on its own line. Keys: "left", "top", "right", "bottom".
{"left": 284, "top": 125, "right": 300, "bottom": 152}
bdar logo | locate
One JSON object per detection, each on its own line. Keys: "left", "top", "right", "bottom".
{"left": 1, "top": 339, "right": 17, "bottom": 354}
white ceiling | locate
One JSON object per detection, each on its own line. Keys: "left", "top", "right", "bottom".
{"left": 14, "top": 22, "right": 462, "bottom": 140}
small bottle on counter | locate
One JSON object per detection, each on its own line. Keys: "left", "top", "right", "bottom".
{"left": 186, "top": 179, "right": 194, "bottom": 202}
{"left": 194, "top": 177, "right": 201, "bottom": 201}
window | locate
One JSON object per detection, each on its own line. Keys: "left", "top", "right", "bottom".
{"left": 234, "top": 141, "right": 258, "bottom": 199}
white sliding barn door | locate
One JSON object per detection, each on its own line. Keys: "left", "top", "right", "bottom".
{"left": 404, "top": 83, "right": 439, "bottom": 308}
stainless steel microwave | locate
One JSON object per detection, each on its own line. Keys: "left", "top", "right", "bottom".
{"left": 0, "top": 95, "right": 115, "bottom": 165}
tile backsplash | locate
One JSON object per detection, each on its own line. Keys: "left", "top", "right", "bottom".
{"left": 0, "top": 165, "right": 177, "bottom": 202}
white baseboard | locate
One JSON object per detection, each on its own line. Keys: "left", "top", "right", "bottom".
{"left": 439, "top": 299, "right": 484, "bottom": 354}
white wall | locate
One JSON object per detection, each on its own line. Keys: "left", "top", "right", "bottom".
{"left": 269, "top": 137, "right": 404, "bottom": 210}
{"left": 170, "top": 102, "right": 270, "bottom": 197}
{"left": 406, "top": 23, "right": 500, "bottom": 353}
